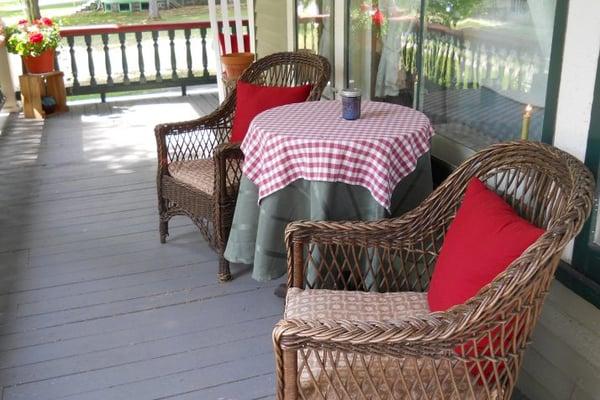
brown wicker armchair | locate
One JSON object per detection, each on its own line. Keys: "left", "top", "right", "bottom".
{"left": 155, "top": 52, "right": 331, "bottom": 281}
{"left": 273, "top": 141, "right": 595, "bottom": 399}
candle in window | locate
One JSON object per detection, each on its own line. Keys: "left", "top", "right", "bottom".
{"left": 521, "top": 104, "right": 533, "bottom": 140}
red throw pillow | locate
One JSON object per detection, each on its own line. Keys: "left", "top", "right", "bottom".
{"left": 428, "top": 177, "right": 545, "bottom": 312}
{"left": 230, "top": 81, "right": 313, "bottom": 143}
{"left": 427, "top": 177, "right": 545, "bottom": 384}
{"left": 218, "top": 33, "right": 250, "bottom": 54}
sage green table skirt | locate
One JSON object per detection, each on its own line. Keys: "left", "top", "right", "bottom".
{"left": 224, "top": 153, "right": 433, "bottom": 281}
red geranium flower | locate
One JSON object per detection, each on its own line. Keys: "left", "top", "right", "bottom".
{"left": 29, "top": 32, "right": 44, "bottom": 44}
{"left": 18, "top": 19, "right": 28, "bottom": 25}
{"left": 41, "top": 17, "right": 53, "bottom": 26}
{"left": 372, "top": 8, "right": 385, "bottom": 26}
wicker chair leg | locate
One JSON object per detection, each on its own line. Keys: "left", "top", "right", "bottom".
{"left": 157, "top": 190, "right": 169, "bottom": 243}
{"left": 159, "top": 219, "right": 169, "bottom": 244}
{"left": 282, "top": 349, "right": 298, "bottom": 399}
{"left": 218, "top": 257, "right": 232, "bottom": 282}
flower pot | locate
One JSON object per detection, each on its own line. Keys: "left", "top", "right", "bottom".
{"left": 220, "top": 52, "right": 254, "bottom": 80}
{"left": 22, "top": 48, "right": 56, "bottom": 74}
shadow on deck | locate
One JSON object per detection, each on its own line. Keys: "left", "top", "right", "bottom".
{"left": 0, "top": 89, "right": 282, "bottom": 400}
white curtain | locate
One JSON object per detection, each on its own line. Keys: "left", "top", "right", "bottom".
{"left": 527, "top": 0, "right": 556, "bottom": 106}
{"left": 528, "top": 0, "right": 556, "bottom": 59}
{"left": 375, "top": 0, "right": 419, "bottom": 98}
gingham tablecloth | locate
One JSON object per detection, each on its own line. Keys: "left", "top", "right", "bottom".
{"left": 240, "top": 100, "right": 434, "bottom": 210}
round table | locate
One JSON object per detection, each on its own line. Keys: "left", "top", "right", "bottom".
{"left": 225, "top": 100, "right": 434, "bottom": 281}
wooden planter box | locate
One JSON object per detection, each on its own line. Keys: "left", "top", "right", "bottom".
{"left": 19, "top": 71, "right": 69, "bottom": 119}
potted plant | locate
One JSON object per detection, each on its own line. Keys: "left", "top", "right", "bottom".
{"left": 4, "top": 17, "right": 61, "bottom": 74}
{"left": 217, "top": 33, "right": 254, "bottom": 81}
{"left": 220, "top": 52, "right": 255, "bottom": 81}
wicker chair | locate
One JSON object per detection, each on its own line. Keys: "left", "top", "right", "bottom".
{"left": 273, "top": 141, "right": 595, "bottom": 399}
{"left": 155, "top": 52, "right": 331, "bottom": 282}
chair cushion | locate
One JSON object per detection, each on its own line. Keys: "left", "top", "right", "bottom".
{"left": 285, "top": 288, "right": 494, "bottom": 398}
{"left": 230, "top": 81, "right": 313, "bottom": 143}
{"left": 285, "top": 288, "right": 429, "bottom": 321}
{"left": 428, "top": 177, "right": 545, "bottom": 312}
{"left": 168, "top": 159, "right": 215, "bottom": 195}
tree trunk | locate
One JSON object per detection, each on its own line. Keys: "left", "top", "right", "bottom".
{"left": 24, "top": 0, "right": 41, "bottom": 21}
{"left": 148, "top": 0, "right": 160, "bottom": 20}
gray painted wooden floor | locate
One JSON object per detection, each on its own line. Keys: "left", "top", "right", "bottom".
{"left": 0, "top": 91, "right": 283, "bottom": 400}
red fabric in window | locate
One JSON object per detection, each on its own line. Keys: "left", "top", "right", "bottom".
{"left": 230, "top": 81, "right": 313, "bottom": 143}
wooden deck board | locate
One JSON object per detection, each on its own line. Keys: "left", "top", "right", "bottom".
{"left": 0, "top": 91, "right": 284, "bottom": 399}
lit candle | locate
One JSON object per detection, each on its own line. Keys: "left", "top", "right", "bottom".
{"left": 521, "top": 104, "right": 533, "bottom": 141}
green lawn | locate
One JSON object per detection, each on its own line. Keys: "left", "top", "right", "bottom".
{"left": 57, "top": 6, "right": 214, "bottom": 26}
{"left": 1, "top": 0, "right": 243, "bottom": 26}
{"left": 1, "top": 0, "right": 87, "bottom": 20}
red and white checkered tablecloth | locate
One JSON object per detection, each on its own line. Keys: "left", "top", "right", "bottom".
{"left": 240, "top": 100, "right": 434, "bottom": 210}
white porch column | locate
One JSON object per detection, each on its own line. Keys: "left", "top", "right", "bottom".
{"left": 0, "top": 17, "right": 19, "bottom": 112}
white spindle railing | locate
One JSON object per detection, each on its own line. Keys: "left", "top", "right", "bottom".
{"left": 0, "top": 17, "right": 18, "bottom": 112}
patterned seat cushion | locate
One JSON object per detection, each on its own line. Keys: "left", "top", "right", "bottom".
{"left": 168, "top": 159, "right": 215, "bottom": 195}
{"left": 285, "top": 289, "right": 495, "bottom": 399}
{"left": 285, "top": 288, "right": 430, "bottom": 321}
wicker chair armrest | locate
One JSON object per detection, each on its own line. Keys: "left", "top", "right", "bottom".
{"left": 155, "top": 98, "right": 235, "bottom": 167}
{"left": 285, "top": 217, "right": 422, "bottom": 246}
{"left": 214, "top": 142, "right": 244, "bottom": 203}
{"left": 214, "top": 142, "right": 244, "bottom": 163}
{"left": 274, "top": 315, "right": 459, "bottom": 354}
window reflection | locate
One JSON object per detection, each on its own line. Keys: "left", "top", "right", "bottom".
{"left": 346, "top": 0, "right": 558, "bottom": 152}
{"left": 422, "top": 0, "right": 556, "bottom": 150}
{"left": 296, "top": 0, "right": 334, "bottom": 76}
{"left": 348, "top": 0, "right": 421, "bottom": 105}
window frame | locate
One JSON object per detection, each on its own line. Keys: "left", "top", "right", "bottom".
{"left": 563, "top": 51, "right": 600, "bottom": 309}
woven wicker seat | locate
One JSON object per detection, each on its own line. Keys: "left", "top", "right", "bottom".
{"left": 273, "top": 141, "right": 595, "bottom": 400}
{"left": 285, "top": 288, "right": 429, "bottom": 321}
{"left": 168, "top": 159, "right": 216, "bottom": 194}
{"left": 155, "top": 52, "right": 331, "bottom": 281}
{"left": 168, "top": 159, "right": 239, "bottom": 195}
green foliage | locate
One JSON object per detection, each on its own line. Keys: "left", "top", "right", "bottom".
{"left": 349, "top": 3, "right": 387, "bottom": 38}
{"left": 4, "top": 18, "right": 61, "bottom": 56}
{"left": 427, "top": 0, "right": 485, "bottom": 27}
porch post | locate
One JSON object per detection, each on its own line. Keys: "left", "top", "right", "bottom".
{"left": 333, "top": 0, "right": 345, "bottom": 94}
{"left": 0, "top": 17, "right": 19, "bottom": 112}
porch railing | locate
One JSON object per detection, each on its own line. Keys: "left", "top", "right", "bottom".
{"left": 57, "top": 20, "right": 248, "bottom": 100}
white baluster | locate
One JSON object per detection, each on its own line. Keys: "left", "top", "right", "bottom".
{"left": 0, "top": 17, "right": 18, "bottom": 112}
{"left": 233, "top": 0, "right": 244, "bottom": 52}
